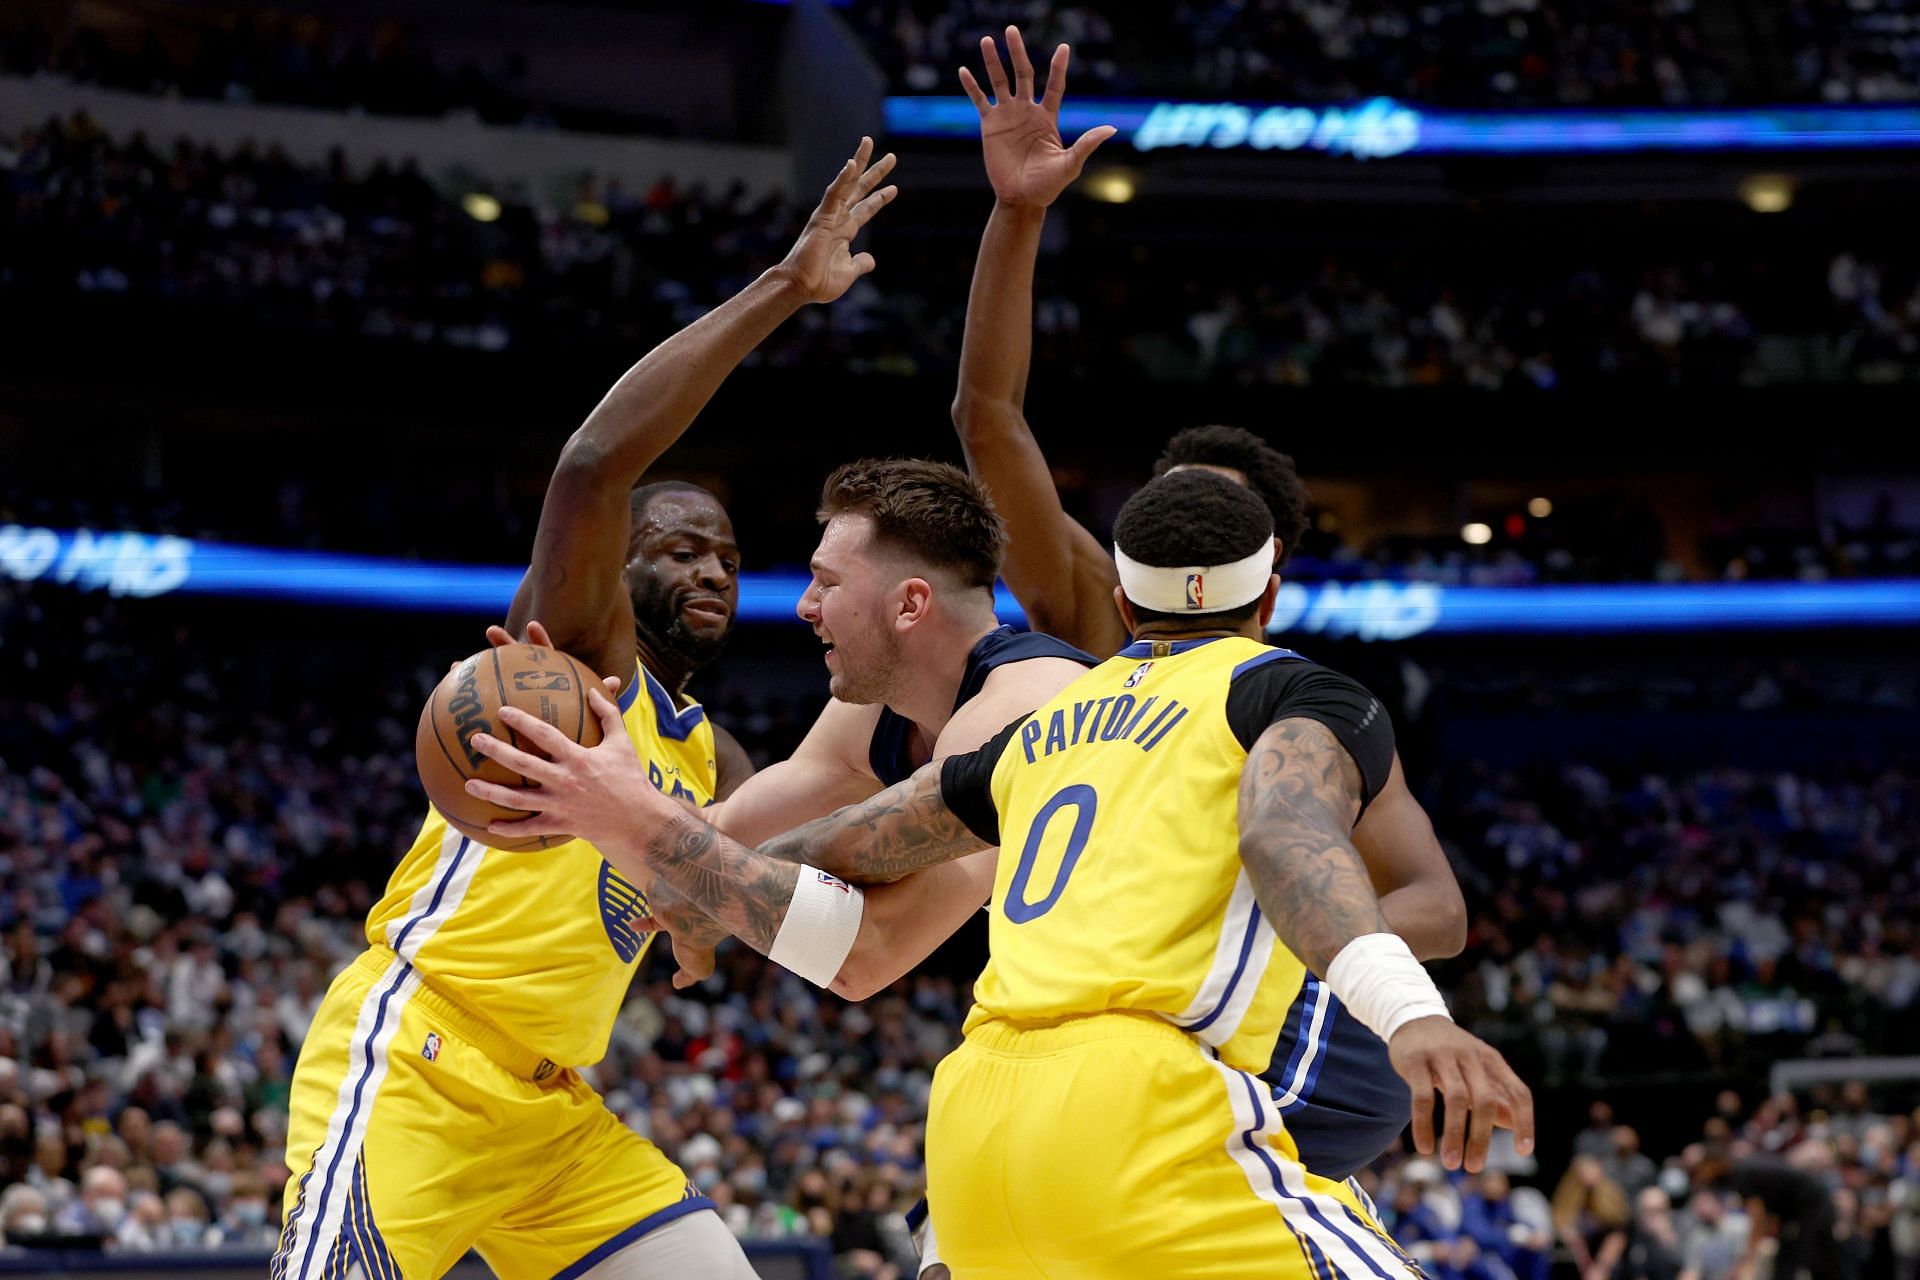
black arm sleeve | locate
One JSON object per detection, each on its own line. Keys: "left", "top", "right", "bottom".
{"left": 1226, "top": 659, "right": 1395, "bottom": 812}
{"left": 938, "top": 717, "right": 1025, "bottom": 846}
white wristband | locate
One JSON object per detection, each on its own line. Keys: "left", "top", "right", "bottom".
{"left": 767, "top": 867, "right": 864, "bottom": 988}
{"left": 1323, "top": 933, "right": 1452, "bottom": 1043}
{"left": 914, "top": 1212, "right": 942, "bottom": 1274}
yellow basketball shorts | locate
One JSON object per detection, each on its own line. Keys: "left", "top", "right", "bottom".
{"left": 273, "top": 949, "right": 705, "bottom": 1280}
{"left": 926, "top": 1011, "right": 1425, "bottom": 1280}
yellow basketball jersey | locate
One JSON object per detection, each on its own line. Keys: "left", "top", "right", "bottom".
{"left": 365, "top": 662, "right": 715, "bottom": 1068}
{"left": 964, "top": 635, "right": 1311, "bottom": 1074}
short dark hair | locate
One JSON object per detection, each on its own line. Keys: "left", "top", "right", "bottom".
{"left": 1152, "top": 425, "right": 1307, "bottom": 568}
{"left": 1113, "top": 470, "right": 1274, "bottom": 627}
{"left": 817, "top": 459, "right": 1006, "bottom": 591}
{"left": 629, "top": 480, "right": 719, "bottom": 532}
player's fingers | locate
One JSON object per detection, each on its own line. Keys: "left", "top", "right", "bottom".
{"left": 465, "top": 777, "right": 543, "bottom": 811}
{"left": 979, "top": 35, "right": 1010, "bottom": 102}
{"left": 486, "top": 812, "right": 563, "bottom": 839}
{"left": 466, "top": 729, "right": 560, "bottom": 784}
{"left": 850, "top": 185, "right": 898, "bottom": 228}
{"left": 853, "top": 251, "right": 877, "bottom": 276}
{"left": 1462, "top": 1059, "right": 1498, "bottom": 1174}
{"left": 1006, "top": 25, "right": 1035, "bottom": 100}
{"left": 1434, "top": 1056, "right": 1472, "bottom": 1170}
{"left": 585, "top": 685, "right": 629, "bottom": 741}
{"left": 1492, "top": 1053, "right": 1536, "bottom": 1155}
{"left": 1041, "top": 42, "right": 1070, "bottom": 115}
{"left": 1407, "top": 1059, "right": 1437, "bottom": 1156}
{"left": 958, "top": 65, "right": 990, "bottom": 114}
{"left": 822, "top": 138, "right": 872, "bottom": 207}
{"left": 524, "top": 619, "right": 554, "bottom": 649}
{"left": 603, "top": 675, "right": 622, "bottom": 695}
{"left": 484, "top": 624, "right": 514, "bottom": 648}
{"left": 1067, "top": 124, "right": 1119, "bottom": 167}
{"left": 494, "top": 704, "right": 578, "bottom": 759}
{"left": 853, "top": 150, "right": 897, "bottom": 200}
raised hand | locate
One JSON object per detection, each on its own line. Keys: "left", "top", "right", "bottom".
{"left": 959, "top": 26, "right": 1118, "bottom": 208}
{"left": 1388, "top": 1016, "right": 1536, "bottom": 1173}
{"left": 777, "top": 136, "right": 899, "bottom": 305}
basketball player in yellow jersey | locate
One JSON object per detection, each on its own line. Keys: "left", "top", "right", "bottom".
{"left": 470, "top": 468, "right": 1534, "bottom": 1279}
{"left": 272, "top": 138, "right": 900, "bottom": 1280}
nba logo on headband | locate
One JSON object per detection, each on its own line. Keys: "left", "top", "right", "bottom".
{"left": 1185, "top": 574, "right": 1204, "bottom": 609}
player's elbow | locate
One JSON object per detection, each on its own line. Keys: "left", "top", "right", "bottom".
{"left": 825, "top": 921, "right": 910, "bottom": 1001}
{"left": 551, "top": 437, "right": 613, "bottom": 494}
{"left": 949, "top": 391, "right": 1017, "bottom": 442}
{"left": 827, "top": 951, "right": 895, "bottom": 1002}
{"left": 1423, "top": 884, "right": 1469, "bottom": 960}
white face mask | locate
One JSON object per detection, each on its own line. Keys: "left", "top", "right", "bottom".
{"left": 10, "top": 1214, "right": 48, "bottom": 1236}
{"left": 233, "top": 1201, "right": 268, "bottom": 1227}
{"left": 92, "top": 1198, "right": 126, "bottom": 1226}
{"left": 171, "top": 1220, "right": 204, "bottom": 1245}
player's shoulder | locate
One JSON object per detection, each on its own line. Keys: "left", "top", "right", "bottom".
{"left": 972, "top": 652, "right": 1092, "bottom": 710}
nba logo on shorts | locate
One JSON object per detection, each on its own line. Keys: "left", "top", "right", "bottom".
{"left": 422, "top": 1032, "right": 442, "bottom": 1062}
{"left": 1185, "top": 573, "right": 1204, "bottom": 609}
{"left": 1124, "top": 662, "right": 1154, "bottom": 689}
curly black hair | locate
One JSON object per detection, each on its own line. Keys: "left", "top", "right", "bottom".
{"left": 1113, "top": 469, "right": 1274, "bottom": 626}
{"left": 1151, "top": 425, "right": 1307, "bottom": 568}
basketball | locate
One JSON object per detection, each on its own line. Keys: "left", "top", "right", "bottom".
{"left": 414, "top": 641, "right": 606, "bottom": 852}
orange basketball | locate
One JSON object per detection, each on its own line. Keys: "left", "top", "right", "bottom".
{"left": 414, "top": 641, "right": 605, "bottom": 851}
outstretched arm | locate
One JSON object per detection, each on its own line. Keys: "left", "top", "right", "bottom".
{"left": 1237, "top": 717, "right": 1534, "bottom": 1173}
{"left": 506, "top": 138, "right": 898, "bottom": 683}
{"left": 950, "top": 28, "right": 1125, "bottom": 654}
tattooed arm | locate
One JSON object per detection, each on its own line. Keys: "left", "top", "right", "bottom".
{"left": 623, "top": 763, "right": 991, "bottom": 958}
{"left": 1235, "top": 716, "right": 1390, "bottom": 977}
{"left": 1237, "top": 714, "right": 1537, "bottom": 1174}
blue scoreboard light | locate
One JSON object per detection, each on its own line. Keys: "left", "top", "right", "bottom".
{"left": 7, "top": 526, "right": 1920, "bottom": 640}
{"left": 883, "top": 95, "right": 1920, "bottom": 159}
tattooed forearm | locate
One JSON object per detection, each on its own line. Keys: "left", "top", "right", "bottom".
{"left": 644, "top": 814, "right": 801, "bottom": 956}
{"left": 638, "top": 875, "right": 731, "bottom": 954}
{"left": 1237, "top": 717, "right": 1390, "bottom": 977}
{"left": 760, "top": 766, "right": 987, "bottom": 884}
{"left": 633, "top": 765, "right": 984, "bottom": 957}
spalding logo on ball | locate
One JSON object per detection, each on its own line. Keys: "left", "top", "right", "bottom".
{"left": 415, "top": 642, "right": 604, "bottom": 851}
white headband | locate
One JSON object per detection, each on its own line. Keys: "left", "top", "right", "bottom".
{"left": 1113, "top": 543, "right": 1273, "bottom": 614}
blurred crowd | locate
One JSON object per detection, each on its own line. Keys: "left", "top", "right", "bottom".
{"left": 5, "top": 114, "right": 1920, "bottom": 390}
{"left": 0, "top": 9, "right": 585, "bottom": 131}
{"left": 1367, "top": 1088, "right": 1920, "bottom": 1280}
{"left": 0, "top": 579, "right": 1917, "bottom": 1274}
{"left": 852, "top": 0, "right": 1728, "bottom": 106}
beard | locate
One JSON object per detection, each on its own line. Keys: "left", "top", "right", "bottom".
{"left": 631, "top": 577, "right": 732, "bottom": 672}
{"left": 828, "top": 629, "right": 905, "bottom": 706}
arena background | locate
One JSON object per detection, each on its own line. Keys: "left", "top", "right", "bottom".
{"left": 3, "top": 0, "right": 1919, "bottom": 1276}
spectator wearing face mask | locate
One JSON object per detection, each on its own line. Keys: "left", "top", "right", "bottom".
{"left": 212, "top": 1172, "right": 276, "bottom": 1247}
{"left": 161, "top": 1187, "right": 213, "bottom": 1250}
{"left": 53, "top": 1165, "right": 128, "bottom": 1241}
{"left": 0, "top": 1185, "right": 52, "bottom": 1245}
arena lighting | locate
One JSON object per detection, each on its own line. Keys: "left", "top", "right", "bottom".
{"left": 1528, "top": 497, "right": 1554, "bottom": 518}
{"left": 1739, "top": 173, "right": 1796, "bottom": 213}
{"left": 883, "top": 96, "right": 1920, "bottom": 158}
{"left": 1461, "top": 523, "right": 1494, "bottom": 545}
{"left": 1083, "top": 169, "right": 1137, "bottom": 203}
{"left": 10, "top": 526, "right": 1920, "bottom": 640}
{"left": 461, "top": 192, "right": 503, "bottom": 223}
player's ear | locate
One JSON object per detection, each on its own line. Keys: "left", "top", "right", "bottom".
{"left": 896, "top": 577, "right": 934, "bottom": 630}
{"left": 1114, "top": 586, "right": 1136, "bottom": 637}
{"left": 1255, "top": 575, "right": 1281, "bottom": 630}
